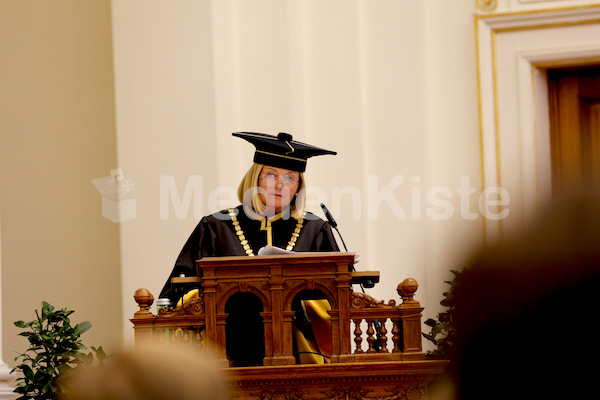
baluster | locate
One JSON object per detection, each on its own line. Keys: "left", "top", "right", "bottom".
{"left": 353, "top": 318, "right": 363, "bottom": 354}
{"left": 156, "top": 327, "right": 166, "bottom": 344}
{"left": 366, "top": 320, "right": 376, "bottom": 353}
{"left": 194, "top": 327, "right": 203, "bottom": 349}
{"left": 378, "top": 319, "right": 389, "bottom": 353}
{"left": 170, "top": 327, "right": 179, "bottom": 343}
{"left": 391, "top": 319, "right": 401, "bottom": 353}
{"left": 182, "top": 329, "right": 191, "bottom": 346}
{"left": 162, "top": 327, "right": 168, "bottom": 343}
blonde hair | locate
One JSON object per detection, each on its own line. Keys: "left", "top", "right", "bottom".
{"left": 237, "top": 163, "right": 306, "bottom": 219}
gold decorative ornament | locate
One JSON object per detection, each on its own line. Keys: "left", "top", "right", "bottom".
{"left": 286, "top": 213, "right": 305, "bottom": 251}
{"left": 476, "top": 0, "right": 497, "bottom": 12}
{"left": 229, "top": 208, "right": 255, "bottom": 257}
{"left": 229, "top": 209, "right": 306, "bottom": 255}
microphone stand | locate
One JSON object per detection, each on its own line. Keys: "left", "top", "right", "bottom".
{"left": 320, "top": 204, "right": 364, "bottom": 293}
{"left": 320, "top": 204, "right": 383, "bottom": 351}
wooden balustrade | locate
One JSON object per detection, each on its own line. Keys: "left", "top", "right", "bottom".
{"left": 348, "top": 278, "right": 424, "bottom": 361}
{"left": 131, "top": 289, "right": 207, "bottom": 348}
{"left": 132, "top": 277, "right": 425, "bottom": 363}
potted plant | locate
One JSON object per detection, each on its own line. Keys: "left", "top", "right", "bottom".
{"left": 422, "top": 269, "right": 463, "bottom": 358}
{"left": 11, "top": 301, "right": 105, "bottom": 400}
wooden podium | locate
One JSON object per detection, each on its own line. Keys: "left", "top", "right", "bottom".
{"left": 131, "top": 253, "right": 447, "bottom": 399}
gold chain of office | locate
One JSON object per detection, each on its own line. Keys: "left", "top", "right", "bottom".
{"left": 228, "top": 208, "right": 305, "bottom": 256}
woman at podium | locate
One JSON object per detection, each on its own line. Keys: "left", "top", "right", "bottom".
{"left": 159, "top": 132, "right": 339, "bottom": 366}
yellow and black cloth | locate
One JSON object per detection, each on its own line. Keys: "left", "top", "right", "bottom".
{"left": 293, "top": 299, "right": 333, "bottom": 364}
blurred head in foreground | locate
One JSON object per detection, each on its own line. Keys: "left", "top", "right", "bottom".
{"left": 58, "top": 344, "right": 230, "bottom": 400}
{"left": 449, "top": 189, "right": 600, "bottom": 400}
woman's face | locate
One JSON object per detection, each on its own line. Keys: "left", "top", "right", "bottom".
{"left": 257, "top": 166, "right": 300, "bottom": 214}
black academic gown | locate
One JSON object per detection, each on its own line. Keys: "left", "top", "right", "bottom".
{"left": 159, "top": 205, "right": 339, "bottom": 366}
{"left": 159, "top": 205, "right": 339, "bottom": 303}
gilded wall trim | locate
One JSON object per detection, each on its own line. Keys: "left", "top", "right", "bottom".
{"left": 477, "top": 0, "right": 498, "bottom": 12}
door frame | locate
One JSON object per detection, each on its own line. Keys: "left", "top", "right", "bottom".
{"left": 476, "top": 5, "right": 600, "bottom": 242}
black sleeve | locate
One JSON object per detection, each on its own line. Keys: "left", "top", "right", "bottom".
{"left": 315, "top": 221, "right": 340, "bottom": 252}
{"left": 294, "top": 214, "right": 341, "bottom": 253}
{"left": 158, "top": 217, "right": 218, "bottom": 303}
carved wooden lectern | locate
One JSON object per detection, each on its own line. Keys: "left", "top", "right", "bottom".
{"left": 132, "top": 253, "right": 447, "bottom": 399}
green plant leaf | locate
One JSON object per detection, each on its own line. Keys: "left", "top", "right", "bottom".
{"left": 22, "top": 365, "right": 34, "bottom": 380}
{"left": 14, "top": 320, "right": 30, "bottom": 329}
{"left": 91, "top": 346, "right": 106, "bottom": 361}
{"left": 41, "top": 301, "right": 55, "bottom": 317}
{"left": 430, "top": 323, "right": 445, "bottom": 337}
{"left": 73, "top": 321, "right": 92, "bottom": 337}
{"left": 440, "top": 298, "right": 452, "bottom": 307}
{"left": 422, "top": 333, "right": 438, "bottom": 346}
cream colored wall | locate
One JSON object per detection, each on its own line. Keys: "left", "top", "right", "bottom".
{"left": 0, "top": 0, "right": 122, "bottom": 366}
{"left": 110, "top": 0, "right": 222, "bottom": 345}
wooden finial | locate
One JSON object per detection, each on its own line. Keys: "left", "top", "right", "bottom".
{"left": 133, "top": 288, "right": 155, "bottom": 317}
{"left": 397, "top": 278, "right": 419, "bottom": 305}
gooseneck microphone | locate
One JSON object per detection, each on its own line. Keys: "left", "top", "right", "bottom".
{"left": 320, "top": 203, "right": 337, "bottom": 228}
{"left": 320, "top": 203, "right": 348, "bottom": 252}
{"left": 321, "top": 203, "right": 365, "bottom": 294}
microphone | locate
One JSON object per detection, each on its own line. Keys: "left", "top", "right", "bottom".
{"left": 320, "top": 203, "right": 337, "bottom": 229}
{"left": 320, "top": 203, "right": 347, "bottom": 251}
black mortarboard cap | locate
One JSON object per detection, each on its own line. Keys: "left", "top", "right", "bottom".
{"left": 232, "top": 132, "right": 337, "bottom": 172}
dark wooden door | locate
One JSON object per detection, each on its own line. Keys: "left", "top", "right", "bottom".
{"left": 547, "top": 65, "right": 600, "bottom": 194}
